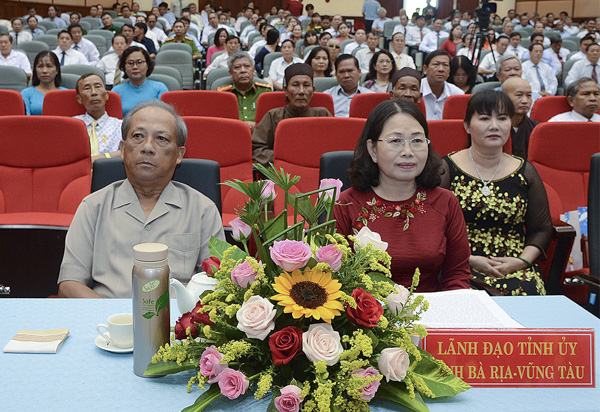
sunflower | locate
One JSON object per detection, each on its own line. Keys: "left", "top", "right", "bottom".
{"left": 271, "top": 267, "right": 344, "bottom": 323}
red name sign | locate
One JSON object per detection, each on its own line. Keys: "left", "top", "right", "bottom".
{"left": 422, "top": 329, "right": 595, "bottom": 387}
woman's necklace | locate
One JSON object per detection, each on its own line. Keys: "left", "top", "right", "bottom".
{"left": 469, "top": 148, "right": 503, "bottom": 196}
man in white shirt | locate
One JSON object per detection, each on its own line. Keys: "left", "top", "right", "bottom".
{"left": 522, "top": 43, "right": 557, "bottom": 96}
{"left": 569, "top": 35, "right": 596, "bottom": 62}
{"left": 26, "top": 16, "right": 44, "bottom": 38}
{"left": 478, "top": 35, "right": 509, "bottom": 78}
{"left": 0, "top": 33, "right": 32, "bottom": 80}
{"left": 507, "top": 9, "right": 519, "bottom": 25}
{"left": 392, "top": 14, "right": 410, "bottom": 38}
{"left": 371, "top": 8, "right": 391, "bottom": 37}
{"left": 419, "top": 18, "right": 448, "bottom": 54}
{"left": 565, "top": 43, "right": 600, "bottom": 88}
{"left": 200, "top": 1, "right": 213, "bottom": 28}
{"left": 356, "top": 32, "right": 380, "bottom": 74}
{"left": 9, "top": 18, "right": 33, "bottom": 46}
{"left": 495, "top": 55, "right": 542, "bottom": 114}
{"left": 235, "top": 7, "right": 253, "bottom": 33}
{"left": 43, "top": 5, "right": 67, "bottom": 28}
{"left": 241, "top": 15, "right": 261, "bottom": 48}
{"left": 248, "top": 23, "right": 273, "bottom": 59}
{"left": 53, "top": 30, "right": 90, "bottom": 66}
{"left": 564, "top": 17, "right": 580, "bottom": 36}
{"left": 550, "top": 21, "right": 571, "bottom": 39}
{"left": 420, "top": 50, "right": 463, "bottom": 120}
{"left": 406, "top": 15, "right": 430, "bottom": 52}
{"left": 147, "top": 14, "right": 168, "bottom": 46}
{"left": 97, "top": 35, "right": 127, "bottom": 87}
{"left": 201, "top": 12, "right": 227, "bottom": 46}
{"left": 187, "top": 3, "right": 203, "bottom": 29}
{"left": 324, "top": 55, "right": 374, "bottom": 117}
{"left": 158, "top": 2, "right": 176, "bottom": 27}
{"left": 542, "top": 37, "right": 569, "bottom": 76}
{"left": 389, "top": 32, "right": 415, "bottom": 70}
{"left": 502, "top": 21, "right": 515, "bottom": 37}
{"left": 74, "top": 73, "right": 122, "bottom": 162}
{"left": 577, "top": 19, "right": 597, "bottom": 39}
{"left": 549, "top": 78, "right": 600, "bottom": 122}
{"left": 506, "top": 32, "right": 528, "bottom": 59}
{"left": 343, "top": 28, "right": 367, "bottom": 55}
{"left": 69, "top": 24, "right": 100, "bottom": 66}
{"left": 326, "top": 14, "right": 343, "bottom": 36}
{"left": 121, "top": 5, "right": 137, "bottom": 25}
{"left": 444, "top": 14, "right": 461, "bottom": 32}
{"left": 514, "top": 14, "right": 531, "bottom": 31}
{"left": 460, "top": 11, "right": 473, "bottom": 28}
{"left": 532, "top": 22, "right": 551, "bottom": 47}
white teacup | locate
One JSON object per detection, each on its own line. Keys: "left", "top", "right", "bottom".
{"left": 96, "top": 313, "right": 133, "bottom": 348}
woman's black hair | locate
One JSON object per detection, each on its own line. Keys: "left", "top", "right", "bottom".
{"left": 347, "top": 99, "right": 442, "bottom": 192}
{"left": 464, "top": 90, "right": 515, "bottom": 146}
{"left": 449, "top": 55, "right": 476, "bottom": 91}
{"left": 119, "top": 46, "right": 154, "bottom": 78}
{"left": 303, "top": 29, "right": 318, "bottom": 46}
{"left": 32, "top": 50, "right": 61, "bottom": 87}
{"left": 305, "top": 46, "right": 333, "bottom": 77}
{"left": 266, "top": 28, "right": 280, "bottom": 45}
{"left": 213, "top": 27, "right": 228, "bottom": 47}
{"left": 365, "top": 49, "right": 397, "bottom": 83}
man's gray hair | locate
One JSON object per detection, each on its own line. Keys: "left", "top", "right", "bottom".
{"left": 495, "top": 54, "right": 521, "bottom": 74}
{"left": 566, "top": 77, "right": 597, "bottom": 99}
{"left": 121, "top": 100, "right": 188, "bottom": 146}
{"left": 227, "top": 50, "right": 252, "bottom": 70}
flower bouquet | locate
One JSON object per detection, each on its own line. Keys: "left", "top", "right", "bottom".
{"left": 145, "top": 165, "right": 470, "bottom": 411}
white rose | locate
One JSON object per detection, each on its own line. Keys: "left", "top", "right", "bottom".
{"left": 236, "top": 295, "right": 276, "bottom": 340}
{"left": 387, "top": 284, "right": 410, "bottom": 315}
{"left": 378, "top": 347, "right": 410, "bottom": 382}
{"left": 354, "top": 226, "right": 388, "bottom": 252}
{"left": 302, "top": 323, "right": 343, "bottom": 366}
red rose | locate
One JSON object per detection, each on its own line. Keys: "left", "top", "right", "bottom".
{"left": 191, "top": 301, "right": 215, "bottom": 326}
{"left": 346, "top": 288, "right": 383, "bottom": 328}
{"left": 268, "top": 326, "right": 303, "bottom": 366}
{"left": 201, "top": 257, "right": 221, "bottom": 276}
{"left": 174, "top": 312, "right": 199, "bottom": 340}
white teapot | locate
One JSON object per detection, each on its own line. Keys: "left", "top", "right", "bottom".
{"left": 170, "top": 273, "right": 219, "bottom": 314}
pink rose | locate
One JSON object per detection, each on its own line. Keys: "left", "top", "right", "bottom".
{"left": 260, "top": 180, "right": 277, "bottom": 200}
{"left": 270, "top": 240, "right": 313, "bottom": 272}
{"left": 274, "top": 385, "right": 303, "bottom": 412}
{"left": 229, "top": 217, "right": 252, "bottom": 241}
{"left": 230, "top": 261, "right": 258, "bottom": 288}
{"left": 218, "top": 368, "right": 249, "bottom": 399}
{"left": 200, "top": 345, "right": 227, "bottom": 384}
{"left": 318, "top": 178, "right": 343, "bottom": 202}
{"left": 302, "top": 323, "right": 343, "bottom": 366}
{"left": 236, "top": 295, "right": 276, "bottom": 340}
{"left": 378, "top": 347, "right": 410, "bottom": 382}
{"left": 352, "top": 367, "right": 381, "bottom": 400}
{"left": 315, "top": 244, "right": 343, "bottom": 271}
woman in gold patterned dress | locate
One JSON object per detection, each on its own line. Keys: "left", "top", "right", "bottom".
{"left": 440, "top": 91, "right": 552, "bottom": 295}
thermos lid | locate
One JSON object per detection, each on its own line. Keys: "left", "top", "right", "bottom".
{"left": 133, "top": 243, "right": 168, "bottom": 262}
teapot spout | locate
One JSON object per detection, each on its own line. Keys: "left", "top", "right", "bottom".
{"left": 169, "top": 278, "right": 196, "bottom": 314}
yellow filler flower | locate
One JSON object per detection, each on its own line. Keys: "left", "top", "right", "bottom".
{"left": 271, "top": 268, "right": 344, "bottom": 322}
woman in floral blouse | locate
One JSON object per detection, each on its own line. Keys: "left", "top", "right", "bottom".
{"left": 334, "top": 99, "right": 472, "bottom": 291}
{"left": 440, "top": 91, "right": 552, "bottom": 295}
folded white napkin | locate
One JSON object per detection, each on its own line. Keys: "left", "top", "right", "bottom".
{"left": 3, "top": 329, "right": 70, "bottom": 353}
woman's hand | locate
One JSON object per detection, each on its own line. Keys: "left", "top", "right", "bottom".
{"left": 489, "top": 256, "right": 529, "bottom": 275}
{"left": 469, "top": 255, "right": 504, "bottom": 278}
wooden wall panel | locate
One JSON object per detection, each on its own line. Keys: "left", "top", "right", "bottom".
{"left": 574, "top": 0, "right": 600, "bottom": 17}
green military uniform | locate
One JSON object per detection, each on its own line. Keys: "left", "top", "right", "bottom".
{"left": 163, "top": 36, "right": 202, "bottom": 56}
{"left": 216, "top": 81, "right": 272, "bottom": 122}
{"left": 101, "top": 25, "right": 121, "bottom": 35}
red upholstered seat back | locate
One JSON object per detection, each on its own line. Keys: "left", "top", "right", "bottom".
{"left": 442, "top": 94, "right": 471, "bottom": 119}
{"left": 349, "top": 93, "right": 427, "bottom": 118}
{"left": 0, "top": 90, "right": 26, "bottom": 116}
{"left": 161, "top": 91, "right": 239, "bottom": 119}
{"left": 528, "top": 122, "right": 600, "bottom": 215}
{"left": 0, "top": 116, "right": 91, "bottom": 215}
{"left": 255, "top": 92, "right": 335, "bottom": 123}
{"left": 42, "top": 90, "right": 123, "bottom": 118}
{"left": 273, "top": 117, "right": 365, "bottom": 212}
{"left": 181, "top": 117, "right": 253, "bottom": 224}
{"left": 530, "top": 96, "right": 600, "bottom": 122}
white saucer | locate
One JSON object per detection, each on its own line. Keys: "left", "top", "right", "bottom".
{"left": 95, "top": 334, "right": 133, "bottom": 353}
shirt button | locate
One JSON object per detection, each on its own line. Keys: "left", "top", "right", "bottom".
{"left": 145, "top": 225, "right": 151, "bottom": 231}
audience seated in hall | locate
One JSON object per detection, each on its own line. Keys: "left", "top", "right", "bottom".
{"left": 9, "top": 17, "right": 33, "bottom": 46}
{"left": 324, "top": 54, "right": 374, "bottom": 117}
{"left": 420, "top": 50, "right": 463, "bottom": 121}
{"left": 502, "top": 77, "right": 538, "bottom": 159}
{"left": 548, "top": 78, "right": 600, "bottom": 122}
{"left": 69, "top": 24, "right": 100, "bottom": 66}
{"left": 389, "top": 67, "right": 422, "bottom": 105}
{"left": 522, "top": 43, "right": 557, "bottom": 96}
{"left": 565, "top": 42, "right": 600, "bottom": 88}
{"left": 53, "top": 30, "right": 90, "bottom": 66}
{"left": 97, "top": 35, "right": 127, "bottom": 88}
{"left": 21, "top": 51, "right": 67, "bottom": 115}
{"left": 0, "top": 32, "right": 32, "bottom": 80}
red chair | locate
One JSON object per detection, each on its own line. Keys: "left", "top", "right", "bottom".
{"left": 273, "top": 117, "right": 366, "bottom": 213}
{"left": 182, "top": 116, "right": 253, "bottom": 226}
{"left": 349, "top": 93, "right": 427, "bottom": 118}
{"left": 161, "top": 91, "right": 240, "bottom": 119}
{"left": 442, "top": 94, "right": 472, "bottom": 119}
{"left": 0, "top": 116, "right": 91, "bottom": 227}
{"left": 530, "top": 96, "right": 600, "bottom": 122}
{"left": 254, "top": 92, "right": 335, "bottom": 124}
{"left": 427, "top": 119, "right": 512, "bottom": 156}
{"left": 0, "top": 90, "right": 26, "bottom": 116}
{"left": 528, "top": 122, "right": 600, "bottom": 301}
{"left": 42, "top": 89, "right": 123, "bottom": 118}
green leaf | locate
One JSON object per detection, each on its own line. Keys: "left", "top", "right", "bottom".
{"left": 208, "top": 237, "right": 247, "bottom": 261}
{"left": 155, "top": 288, "right": 169, "bottom": 314}
{"left": 181, "top": 384, "right": 222, "bottom": 412}
{"left": 266, "top": 388, "right": 281, "bottom": 412}
{"left": 142, "top": 312, "right": 155, "bottom": 319}
{"left": 409, "top": 349, "right": 472, "bottom": 398}
{"left": 367, "top": 271, "right": 395, "bottom": 286}
{"left": 262, "top": 210, "right": 287, "bottom": 241}
{"left": 144, "top": 359, "right": 198, "bottom": 376}
{"left": 289, "top": 193, "right": 318, "bottom": 224}
{"left": 377, "top": 381, "right": 429, "bottom": 412}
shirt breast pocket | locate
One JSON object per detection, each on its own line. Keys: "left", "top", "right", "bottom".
{"left": 165, "top": 233, "right": 201, "bottom": 279}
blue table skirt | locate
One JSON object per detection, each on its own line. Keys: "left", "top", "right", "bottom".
{"left": 1, "top": 296, "right": 598, "bottom": 411}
